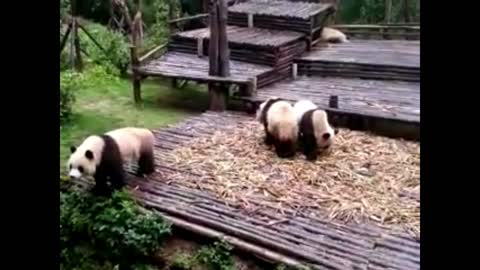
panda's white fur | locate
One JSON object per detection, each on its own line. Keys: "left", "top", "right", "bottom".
{"left": 321, "top": 27, "right": 349, "bottom": 43}
{"left": 293, "top": 100, "right": 318, "bottom": 123}
{"left": 293, "top": 100, "right": 336, "bottom": 160}
{"left": 257, "top": 98, "right": 298, "bottom": 158}
{"left": 67, "top": 127, "right": 155, "bottom": 195}
{"left": 267, "top": 100, "right": 298, "bottom": 144}
{"left": 311, "top": 109, "right": 336, "bottom": 148}
{"left": 105, "top": 127, "right": 155, "bottom": 167}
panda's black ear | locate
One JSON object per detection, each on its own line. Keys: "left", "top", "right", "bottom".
{"left": 85, "top": 150, "right": 94, "bottom": 160}
{"left": 70, "top": 146, "right": 77, "bottom": 153}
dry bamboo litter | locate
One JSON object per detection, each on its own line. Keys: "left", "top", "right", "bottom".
{"left": 169, "top": 26, "right": 308, "bottom": 67}
{"left": 160, "top": 118, "right": 420, "bottom": 238}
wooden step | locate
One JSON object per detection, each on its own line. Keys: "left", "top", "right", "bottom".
{"left": 295, "top": 40, "right": 420, "bottom": 82}
{"left": 137, "top": 51, "right": 285, "bottom": 90}
{"left": 169, "top": 25, "right": 308, "bottom": 67}
{"left": 228, "top": 0, "right": 335, "bottom": 41}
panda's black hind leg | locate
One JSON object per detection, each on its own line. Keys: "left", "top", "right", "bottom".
{"left": 137, "top": 149, "right": 155, "bottom": 177}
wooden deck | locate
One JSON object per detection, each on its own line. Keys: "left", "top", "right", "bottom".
{"left": 169, "top": 26, "right": 308, "bottom": 67}
{"left": 138, "top": 51, "right": 284, "bottom": 88}
{"left": 296, "top": 40, "right": 420, "bottom": 81}
{"left": 228, "top": 0, "right": 335, "bottom": 36}
{"left": 74, "top": 111, "right": 420, "bottom": 270}
{"left": 235, "top": 76, "right": 420, "bottom": 140}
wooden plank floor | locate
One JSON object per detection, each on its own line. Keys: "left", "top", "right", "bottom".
{"left": 174, "top": 26, "right": 306, "bottom": 48}
{"left": 138, "top": 51, "right": 275, "bottom": 87}
{"left": 236, "top": 76, "right": 420, "bottom": 139}
{"left": 75, "top": 111, "right": 420, "bottom": 270}
{"left": 296, "top": 40, "right": 420, "bottom": 81}
{"left": 229, "top": 0, "right": 332, "bottom": 19}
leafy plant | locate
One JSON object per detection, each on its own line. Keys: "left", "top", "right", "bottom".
{"left": 79, "top": 22, "right": 130, "bottom": 74}
{"left": 60, "top": 190, "right": 171, "bottom": 269}
{"left": 60, "top": 71, "right": 82, "bottom": 124}
{"left": 171, "top": 253, "right": 195, "bottom": 269}
{"left": 196, "top": 241, "right": 235, "bottom": 270}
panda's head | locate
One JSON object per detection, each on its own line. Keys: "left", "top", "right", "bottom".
{"left": 67, "top": 136, "right": 104, "bottom": 180}
{"left": 312, "top": 110, "right": 337, "bottom": 149}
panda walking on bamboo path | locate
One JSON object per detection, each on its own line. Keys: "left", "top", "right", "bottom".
{"left": 293, "top": 100, "right": 338, "bottom": 161}
{"left": 67, "top": 127, "right": 156, "bottom": 196}
{"left": 256, "top": 97, "right": 299, "bottom": 158}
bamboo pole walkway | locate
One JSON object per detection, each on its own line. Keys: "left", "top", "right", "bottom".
{"left": 74, "top": 111, "right": 420, "bottom": 270}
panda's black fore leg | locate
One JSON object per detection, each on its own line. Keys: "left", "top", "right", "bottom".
{"left": 137, "top": 150, "right": 155, "bottom": 177}
{"left": 302, "top": 134, "right": 318, "bottom": 161}
{"left": 109, "top": 169, "right": 126, "bottom": 191}
{"left": 265, "top": 132, "right": 275, "bottom": 145}
{"left": 91, "top": 176, "right": 111, "bottom": 196}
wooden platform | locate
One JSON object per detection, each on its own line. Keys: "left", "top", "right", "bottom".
{"left": 169, "top": 26, "right": 308, "bottom": 67}
{"left": 74, "top": 111, "right": 420, "bottom": 270}
{"left": 137, "top": 51, "right": 284, "bottom": 88}
{"left": 235, "top": 76, "right": 420, "bottom": 140}
{"left": 228, "top": 0, "right": 335, "bottom": 37}
{"left": 296, "top": 40, "right": 420, "bottom": 81}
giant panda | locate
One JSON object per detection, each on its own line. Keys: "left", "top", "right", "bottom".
{"left": 293, "top": 100, "right": 338, "bottom": 161}
{"left": 67, "top": 127, "right": 155, "bottom": 195}
{"left": 320, "top": 27, "right": 349, "bottom": 43}
{"left": 257, "top": 97, "right": 298, "bottom": 158}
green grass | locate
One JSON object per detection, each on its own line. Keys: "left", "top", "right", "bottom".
{"left": 60, "top": 76, "right": 208, "bottom": 174}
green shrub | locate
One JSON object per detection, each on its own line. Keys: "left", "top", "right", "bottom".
{"left": 171, "top": 253, "right": 194, "bottom": 269}
{"left": 60, "top": 71, "right": 82, "bottom": 124}
{"left": 197, "top": 241, "right": 235, "bottom": 270}
{"left": 79, "top": 22, "right": 130, "bottom": 74}
{"left": 60, "top": 190, "right": 171, "bottom": 269}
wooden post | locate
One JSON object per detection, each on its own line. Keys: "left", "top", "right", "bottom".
{"left": 60, "top": 23, "right": 72, "bottom": 53}
{"left": 69, "top": 0, "right": 82, "bottom": 71}
{"left": 208, "top": 0, "right": 228, "bottom": 111}
{"left": 384, "top": 0, "right": 392, "bottom": 23}
{"left": 218, "top": 0, "right": 230, "bottom": 78}
{"left": 403, "top": 0, "right": 411, "bottom": 23}
{"left": 73, "top": 19, "right": 83, "bottom": 71}
{"left": 329, "top": 95, "right": 339, "bottom": 109}
{"left": 131, "top": 45, "right": 141, "bottom": 103}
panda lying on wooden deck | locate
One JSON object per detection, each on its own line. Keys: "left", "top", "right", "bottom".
{"left": 67, "top": 127, "right": 155, "bottom": 196}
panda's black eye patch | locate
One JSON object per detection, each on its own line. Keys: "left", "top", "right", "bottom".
{"left": 78, "top": 166, "right": 84, "bottom": 173}
{"left": 69, "top": 164, "right": 72, "bottom": 170}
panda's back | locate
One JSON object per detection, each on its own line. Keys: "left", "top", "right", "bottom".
{"left": 105, "top": 128, "right": 154, "bottom": 161}
{"left": 293, "top": 100, "right": 317, "bottom": 123}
